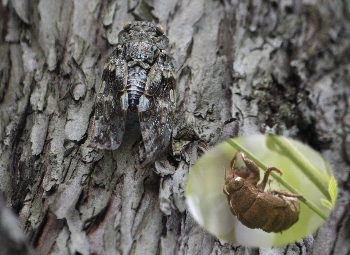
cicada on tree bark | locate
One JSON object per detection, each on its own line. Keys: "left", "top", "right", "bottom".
{"left": 91, "top": 21, "right": 176, "bottom": 166}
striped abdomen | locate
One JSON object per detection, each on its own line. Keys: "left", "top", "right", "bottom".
{"left": 127, "top": 66, "right": 148, "bottom": 111}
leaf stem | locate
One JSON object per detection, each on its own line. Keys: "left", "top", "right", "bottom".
{"left": 266, "top": 135, "right": 330, "bottom": 200}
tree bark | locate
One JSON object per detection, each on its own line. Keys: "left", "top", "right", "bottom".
{"left": 0, "top": 0, "right": 350, "bottom": 254}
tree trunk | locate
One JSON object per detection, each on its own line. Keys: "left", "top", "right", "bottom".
{"left": 1, "top": 0, "right": 350, "bottom": 254}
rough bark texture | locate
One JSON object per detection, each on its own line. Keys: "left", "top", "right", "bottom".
{"left": 0, "top": 194, "right": 36, "bottom": 255}
{"left": 0, "top": 0, "right": 350, "bottom": 254}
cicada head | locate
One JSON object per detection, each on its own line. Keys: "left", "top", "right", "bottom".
{"left": 118, "top": 21, "right": 169, "bottom": 50}
{"left": 224, "top": 167, "right": 245, "bottom": 195}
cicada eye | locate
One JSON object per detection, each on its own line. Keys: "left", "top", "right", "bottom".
{"left": 225, "top": 177, "right": 244, "bottom": 192}
{"left": 156, "top": 24, "right": 164, "bottom": 35}
{"left": 123, "top": 21, "right": 132, "bottom": 31}
{"left": 232, "top": 177, "right": 244, "bottom": 189}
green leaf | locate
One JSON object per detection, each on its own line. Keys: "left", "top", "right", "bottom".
{"left": 328, "top": 176, "right": 338, "bottom": 204}
{"left": 319, "top": 177, "right": 338, "bottom": 210}
{"left": 321, "top": 198, "right": 334, "bottom": 209}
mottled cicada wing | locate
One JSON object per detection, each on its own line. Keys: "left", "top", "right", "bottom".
{"left": 91, "top": 45, "right": 128, "bottom": 149}
{"left": 138, "top": 52, "right": 176, "bottom": 166}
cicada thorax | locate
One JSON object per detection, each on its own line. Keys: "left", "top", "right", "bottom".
{"left": 228, "top": 181, "right": 259, "bottom": 217}
{"left": 124, "top": 41, "right": 160, "bottom": 111}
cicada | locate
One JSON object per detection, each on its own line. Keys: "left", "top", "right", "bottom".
{"left": 91, "top": 21, "right": 176, "bottom": 166}
{"left": 223, "top": 151, "right": 303, "bottom": 233}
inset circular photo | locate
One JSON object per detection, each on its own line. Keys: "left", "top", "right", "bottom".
{"left": 186, "top": 134, "right": 336, "bottom": 247}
